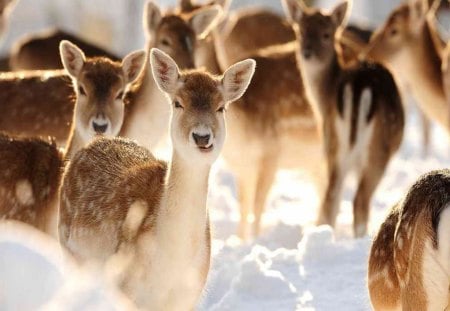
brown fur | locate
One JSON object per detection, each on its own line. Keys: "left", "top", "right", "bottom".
{"left": 9, "top": 29, "right": 120, "bottom": 71}
{"left": 369, "top": 170, "right": 450, "bottom": 310}
{"left": 0, "top": 133, "right": 63, "bottom": 235}
{"left": 288, "top": 1, "right": 404, "bottom": 237}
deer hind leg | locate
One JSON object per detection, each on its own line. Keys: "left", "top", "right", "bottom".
{"left": 236, "top": 167, "right": 258, "bottom": 240}
{"left": 317, "top": 163, "right": 345, "bottom": 228}
{"left": 252, "top": 155, "right": 278, "bottom": 238}
{"left": 419, "top": 109, "right": 431, "bottom": 157}
{"left": 353, "top": 159, "right": 387, "bottom": 238}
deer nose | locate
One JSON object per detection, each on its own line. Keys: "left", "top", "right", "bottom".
{"left": 192, "top": 133, "right": 211, "bottom": 148}
{"left": 92, "top": 121, "right": 108, "bottom": 134}
{"left": 303, "top": 49, "right": 312, "bottom": 59}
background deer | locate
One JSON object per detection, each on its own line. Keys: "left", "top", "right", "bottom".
{"left": 367, "top": 0, "right": 448, "bottom": 148}
{"left": 0, "top": 40, "right": 145, "bottom": 237}
{"left": 58, "top": 48, "right": 255, "bottom": 309}
{"left": 9, "top": 29, "right": 120, "bottom": 71}
{"left": 0, "top": 1, "right": 221, "bottom": 149}
{"left": 283, "top": 0, "right": 404, "bottom": 237}
{"left": 368, "top": 169, "right": 450, "bottom": 311}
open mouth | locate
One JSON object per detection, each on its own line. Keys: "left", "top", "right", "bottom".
{"left": 198, "top": 144, "right": 214, "bottom": 152}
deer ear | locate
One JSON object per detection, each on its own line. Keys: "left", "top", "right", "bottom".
{"left": 189, "top": 5, "right": 222, "bottom": 39}
{"left": 282, "top": 0, "right": 306, "bottom": 23}
{"left": 144, "top": 1, "right": 162, "bottom": 36}
{"left": 59, "top": 40, "right": 86, "bottom": 78}
{"left": 150, "top": 48, "right": 180, "bottom": 95}
{"left": 221, "top": 59, "right": 256, "bottom": 103}
{"left": 121, "top": 50, "right": 146, "bottom": 84}
{"left": 178, "top": 0, "right": 193, "bottom": 11}
{"left": 214, "top": 0, "right": 231, "bottom": 13}
{"left": 331, "top": 1, "right": 351, "bottom": 27}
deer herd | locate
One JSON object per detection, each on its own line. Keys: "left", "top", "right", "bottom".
{"left": 0, "top": 0, "right": 449, "bottom": 310}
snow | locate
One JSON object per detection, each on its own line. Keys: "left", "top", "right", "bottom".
{"left": 1, "top": 1, "right": 450, "bottom": 310}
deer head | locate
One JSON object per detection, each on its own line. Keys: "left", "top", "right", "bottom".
{"left": 60, "top": 40, "right": 146, "bottom": 143}
{"left": 150, "top": 48, "right": 255, "bottom": 164}
{"left": 366, "top": 1, "right": 430, "bottom": 64}
{"left": 144, "top": 1, "right": 222, "bottom": 69}
{"left": 283, "top": 0, "right": 351, "bottom": 69}
{"left": 177, "top": 0, "right": 231, "bottom": 15}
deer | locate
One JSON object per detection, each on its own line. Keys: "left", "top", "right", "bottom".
{"left": 58, "top": 48, "right": 255, "bottom": 310}
{"left": 0, "top": 40, "right": 146, "bottom": 238}
{"left": 283, "top": 0, "right": 404, "bottom": 237}
{"left": 366, "top": 0, "right": 448, "bottom": 152}
{"left": 0, "top": 1, "right": 222, "bottom": 150}
{"left": 368, "top": 169, "right": 450, "bottom": 311}
{"left": 9, "top": 28, "right": 120, "bottom": 71}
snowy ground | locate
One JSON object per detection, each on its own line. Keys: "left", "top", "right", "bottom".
{"left": 1, "top": 102, "right": 449, "bottom": 311}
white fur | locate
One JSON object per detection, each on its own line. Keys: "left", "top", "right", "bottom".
{"left": 15, "top": 179, "right": 34, "bottom": 206}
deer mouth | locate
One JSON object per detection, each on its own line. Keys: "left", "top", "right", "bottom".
{"left": 198, "top": 144, "right": 213, "bottom": 153}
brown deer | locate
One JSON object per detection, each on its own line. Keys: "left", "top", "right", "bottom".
{"left": 367, "top": 0, "right": 449, "bottom": 140}
{"left": 0, "top": 41, "right": 145, "bottom": 237}
{"left": 176, "top": 0, "right": 230, "bottom": 74}
{"left": 58, "top": 48, "right": 255, "bottom": 309}
{"left": 9, "top": 29, "right": 120, "bottom": 71}
{"left": 283, "top": 0, "right": 404, "bottom": 237}
{"left": 0, "top": 1, "right": 221, "bottom": 149}
{"left": 368, "top": 169, "right": 450, "bottom": 311}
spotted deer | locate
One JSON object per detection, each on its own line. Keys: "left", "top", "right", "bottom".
{"left": 0, "top": 41, "right": 145, "bottom": 238}
{"left": 368, "top": 169, "right": 450, "bottom": 311}
{"left": 367, "top": 0, "right": 449, "bottom": 143}
{"left": 58, "top": 48, "right": 255, "bottom": 310}
{"left": 0, "top": 1, "right": 221, "bottom": 149}
{"left": 283, "top": 0, "right": 404, "bottom": 237}
{"left": 9, "top": 29, "right": 120, "bottom": 71}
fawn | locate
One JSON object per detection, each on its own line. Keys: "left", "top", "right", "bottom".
{"left": 283, "top": 0, "right": 404, "bottom": 237}
{"left": 0, "top": 41, "right": 145, "bottom": 237}
{"left": 58, "top": 48, "right": 255, "bottom": 309}
{"left": 0, "top": 1, "right": 221, "bottom": 148}
{"left": 367, "top": 0, "right": 449, "bottom": 137}
{"left": 368, "top": 170, "right": 450, "bottom": 311}
{"left": 9, "top": 29, "right": 120, "bottom": 71}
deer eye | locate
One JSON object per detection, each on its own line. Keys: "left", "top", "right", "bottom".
{"left": 323, "top": 33, "right": 331, "bottom": 40}
{"left": 78, "top": 85, "right": 86, "bottom": 96}
{"left": 174, "top": 100, "right": 184, "bottom": 109}
{"left": 217, "top": 106, "right": 226, "bottom": 113}
{"left": 161, "top": 38, "right": 171, "bottom": 46}
{"left": 116, "top": 91, "right": 124, "bottom": 100}
{"left": 390, "top": 29, "right": 398, "bottom": 36}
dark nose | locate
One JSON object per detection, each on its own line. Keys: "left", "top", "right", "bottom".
{"left": 192, "top": 133, "right": 210, "bottom": 147}
{"left": 92, "top": 121, "right": 108, "bottom": 134}
{"left": 303, "top": 47, "right": 312, "bottom": 59}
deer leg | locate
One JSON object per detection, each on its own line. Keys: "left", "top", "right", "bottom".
{"left": 419, "top": 109, "right": 431, "bottom": 157}
{"left": 236, "top": 168, "right": 258, "bottom": 240}
{"left": 353, "top": 162, "right": 386, "bottom": 238}
{"left": 252, "top": 157, "right": 277, "bottom": 238}
{"left": 317, "top": 163, "right": 344, "bottom": 228}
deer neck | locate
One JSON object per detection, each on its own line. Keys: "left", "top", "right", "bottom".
{"left": 120, "top": 41, "right": 170, "bottom": 149}
{"left": 155, "top": 150, "right": 210, "bottom": 255}
{"left": 297, "top": 47, "right": 341, "bottom": 124}
{"left": 63, "top": 119, "right": 86, "bottom": 160}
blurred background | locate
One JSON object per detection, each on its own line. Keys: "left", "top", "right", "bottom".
{"left": 1, "top": 0, "right": 417, "bottom": 58}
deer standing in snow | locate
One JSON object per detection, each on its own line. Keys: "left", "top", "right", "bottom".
{"left": 0, "top": 41, "right": 145, "bottom": 237}
{"left": 58, "top": 48, "right": 255, "bottom": 310}
{"left": 368, "top": 169, "right": 450, "bottom": 311}
{"left": 0, "top": 1, "right": 221, "bottom": 149}
{"left": 283, "top": 0, "right": 404, "bottom": 237}
{"left": 367, "top": 0, "right": 449, "bottom": 142}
